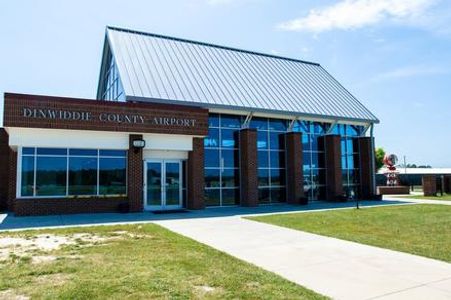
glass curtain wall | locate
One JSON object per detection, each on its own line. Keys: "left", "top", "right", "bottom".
{"left": 250, "top": 117, "right": 287, "bottom": 204}
{"left": 204, "top": 114, "right": 241, "bottom": 206}
{"left": 100, "top": 53, "right": 126, "bottom": 101}
{"left": 333, "top": 124, "right": 363, "bottom": 198}
{"left": 292, "top": 121, "right": 328, "bottom": 200}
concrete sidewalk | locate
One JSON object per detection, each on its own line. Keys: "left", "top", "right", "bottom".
{"left": 155, "top": 216, "right": 451, "bottom": 300}
{"left": 384, "top": 196, "right": 451, "bottom": 206}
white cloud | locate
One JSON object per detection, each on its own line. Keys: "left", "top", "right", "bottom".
{"left": 374, "top": 64, "right": 448, "bottom": 81}
{"left": 278, "top": 0, "right": 438, "bottom": 32}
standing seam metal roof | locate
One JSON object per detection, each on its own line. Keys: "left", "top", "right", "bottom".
{"left": 104, "top": 26, "right": 379, "bottom": 123}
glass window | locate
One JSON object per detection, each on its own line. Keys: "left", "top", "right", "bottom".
{"left": 258, "top": 169, "right": 270, "bottom": 187}
{"left": 22, "top": 147, "right": 35, "bottom": 155}
{"left": 205, "top": 189, "right": 220, "bottom": 206}
{"left": 257, "top": 151, "right": 269, "bottom": 168}
{"left": 270, "top": 151, "right": 284, "bottom": 169}
{"left": 250, "top": 117, "right": 268, "bottom": 130}
{"left": 69, "top": 149, "right": 98, "bottom": 156}
{"left": 36, "top": 156, "right": 67, "bottom": 196}
{"left": 204, "top": 128, "right": 220, "bottom": 148}
{"left": 271, "top": 187, "right": 286, "bottom": 203}
{"left": 257, "top": 131, "right": 268, "bottom": 149}
{"left": 204, "top": 149, "right": 220, "bottom": 168}
{"left": 222, "top": 149, "right": 238, "bottom": 168}
{"left": 69, "top": 157, "right": 97, "bottom": 195}
{"left": 270, "top": 169, "right": 285, "bottom": 186}
{"left": 99, "top": 157, "right": 126, "bottom": 195}
{"left": 21, "top": 156, "right": 34, "bottom": 196}
{"left": 221, "top": 169, "right": 239, "bottom": 187}
{"left": 221, "top": 115, "right": 241, "bottom": 128}
{"left": 221, "top": 129, "right": 238, "bottom": 148}
{"left": 205, "top": 169, "right": 220, "bottom": 188}
{"left": 37, "top": 148, "right": 67, "bottom": 155}
{"left": 208, "top": 114, "right": 220, "bottom": 127}
{"left": 269, "top": 132, "right": 284, "bottom": 150}
{"left": 99, "top": 150, "right": 126, "bottom": 157}
{"left": 221, "top": 189, "right": 240, "bottom": 206}
{"left": 268, "top": 119, "right": 287, "bottom": 131}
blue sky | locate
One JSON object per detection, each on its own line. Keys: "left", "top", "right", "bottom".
{"left": 1, "top": 0, "right": 450, "bottom": 166}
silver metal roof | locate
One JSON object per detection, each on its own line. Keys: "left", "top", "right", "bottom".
{"left": 104, "top": 26, "right": 379, "bottom": 123}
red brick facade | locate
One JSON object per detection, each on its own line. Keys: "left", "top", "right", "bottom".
{"left": 239, "top": 129, "right": 258, "bottom": 207}
{"left": 187, "top": 137, "right": 205, "bottom": 209}
{"left": 357, "top": 137, "right": 375, "bottom": 199}
{"left": 423, "top": 175, "right": 437, "bottom": 196}
{"left": 284, "top": 132, "right": 306, "bottom": 204}
{"left": 445, "top": 175, "right": 451, "bottom": 194}
{"left": 0, "top": 129, "right": 8, "bottom": 211}
{"left": 3, "top": 93, "right": 208, "bottom": 136}
{"left": 320, "top": 135, "right": 344, "bottom": 201}
{"left": 128, "top": 135, "right": 144, "bottom": 212}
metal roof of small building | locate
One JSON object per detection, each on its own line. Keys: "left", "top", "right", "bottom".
{"left": 104, "top": 26, "right": 379, "bottom": 123}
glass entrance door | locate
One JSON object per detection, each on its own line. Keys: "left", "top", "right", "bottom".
{"left": 144, "top": 160, "right": 182, "bottom": 210}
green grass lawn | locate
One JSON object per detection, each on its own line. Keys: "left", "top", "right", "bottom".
{"left": 395, "top": 193, "right": 451, "bottom": 201}
{"left": 0, "top": 224, "right": 325, "bottom": 300}
{"left": 248, "top": 204, "right": 451, "bottom": 262}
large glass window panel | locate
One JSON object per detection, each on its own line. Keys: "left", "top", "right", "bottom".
{"left": 311, "top": 152, "right": 319, "bottom": 169}
{"left": 268, "top": 119, "right": 287, "bottom": 131}
{"left": 257, "top": 131, "right": 268, "bottom": 149}
{"left": 221, "top": 188, "right": 240, "bottom": 205}
{"left": 250, "top": 117, "right": 268, "bottom": 130}
{"left": 302, "top": 134, "right": 310, "bottom": 150}
{"left": 36, "top": 156, "right": 67, "bottom": 196}
{"left": 69, "top": 157, "right": 97, "bottom": 195}
{"left": 270, "top": 151, "right": 284, "bottom": 169}
{"left": 269, "top": 132, "right": 284, "bottom": 150}
{"left": 257, "top": 151, "right": 269, "bottom": 168}
{"left": 294, "top": 121, "right": 310, "bottom": 134}
{"left": 37, "top": 148, "right": 67, "bottom": 156}
{"left": 99, "top": 157, "right": 126, "bottom": 195}
{"left": 204, "top": 128, "right": 220, "bottom": 148}
{"left": 221, "top": 115, "right": 241, "bottom": 128}
{"left": 221, "top": 168, "right": 239, "bottom": 187}
{"left": 342, "top": 156, "right": 347, "bottom": 169}
{"left": 271, "top": 187, "right": 286, "bottom": 203}
{"left": 69, "top": 149, "right": 98, "bottom": 156}
{"left": 205, "top": 189, "right": 220, "bottom": 206}
{"left": 21, "top": 156, "right": 34, "bottom": 196}
{"left": 204, "top": 149, "right": 220, "bottom": 168}
{"left": 258, "top": 169, "right": 270, "bottom": 187}
{"left": 270, "top": 169, "right": 285, "bottom": 186}
{"left": 22, "top": 147, "right": 35, "bottom": 155}
{"left": 99, "top": 150, "right": 126, "bottom": 157}
{"left": 222, "top": 149, "right": 238, "bottom": 168}
{"left": 258, "top": 188, "right": 270, "bottom": 204}
{"left": 208, "top": 114, "right": 219, "bottom": 127}
{"left": 205, "top": 169, "right": 220, "bottom": 188}
{"left": 221, "top": 129, "right": 238, "bottom": 148}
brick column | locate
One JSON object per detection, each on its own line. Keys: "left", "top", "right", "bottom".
{"left": 445, "top": 175, "right": 451, "bottom": 194}
{"left": 239, "top": 128, "right": 258, "bottom": 207}
{"left": 187, "top": 137, "right": 205, "bottom": 209}
{"left": 422, "top": 175, "right": 436, "bottom": 196}
{"left": 128, "top": 134, "right": 144, "bottom": 212}
{"left": 284, "top": 132, "right": 306, "bottom": 204}
{"left": 8, "top": 149, "right": 17, "bottom": 212}
{"left": 320, "top": 134, "right": 343, "bottom": 201}
{"left": 356, "top": 137, "right": 375, "bottom": 199}
{"left": 0, "top": 129, "right": 9, "bottom": 211}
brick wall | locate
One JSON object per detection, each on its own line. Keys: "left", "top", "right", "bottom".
{"left": 239, "top": 129, "right": 258, "bottom": 207}
{"left": 7, "top": 149, "right": 17, "bottom": 211}
{"left": 422, "top": 175, "right": 437, "bottom": 196}
{"left": 187, "top": 137, "right": 205, "bottom": 209}
{"left": 284, "top": 132, "right": 306, "bottom": 204}
{"left": 128, "top": 135, "right": 144, "bottom": 212}
{"left": 320, "top": 135, "right": 344, "bottom": 201}
{"left": 357, "top": 137, "right": 375, "bottom": 199}
{"left": 3, "top": 93, "right": 208, "bottom": 136}
{"left": 445, "top": 175, "right": 451, "bottom": 194}
{"left": 0, "top": 129, "right": 8, "bottom": 210}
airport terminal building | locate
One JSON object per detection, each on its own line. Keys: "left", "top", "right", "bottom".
{"left": 0, "top": 27, "right": 379, "bottom": 216}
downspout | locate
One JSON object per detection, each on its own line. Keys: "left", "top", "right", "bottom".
{"left": 370, "top": 123, "right": 376, "bottom": 196}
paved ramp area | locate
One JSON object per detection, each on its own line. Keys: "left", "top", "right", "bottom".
{"left": 155, "top": 216, "right": 451, "bottom": 300}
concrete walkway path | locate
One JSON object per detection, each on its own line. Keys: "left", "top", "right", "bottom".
{"left": 384, "top": 196, "right": 451, "bottom": 206}
{"left": 155, "top": 216, "right": 451, "bottom": 300}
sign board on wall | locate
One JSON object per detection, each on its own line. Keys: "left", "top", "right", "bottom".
{"left": 3, "top": 93, "right": 209, "bottom": 136}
